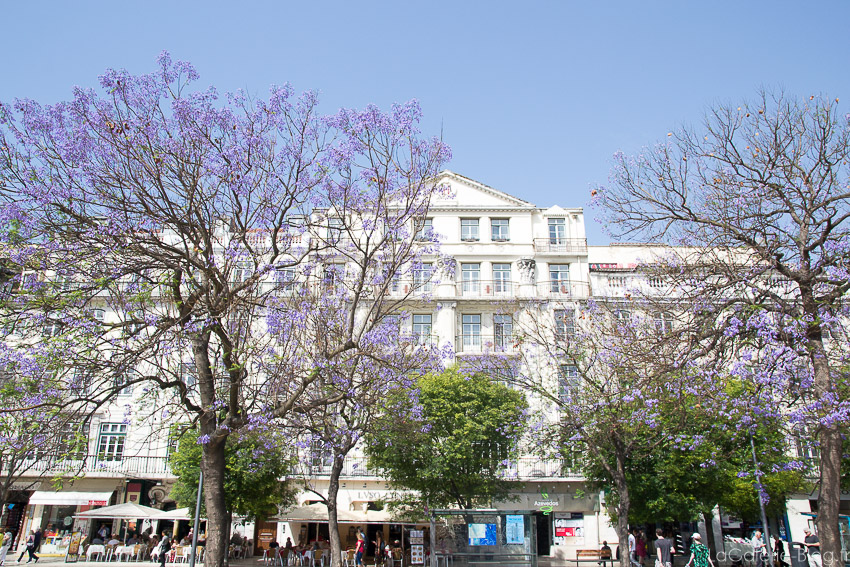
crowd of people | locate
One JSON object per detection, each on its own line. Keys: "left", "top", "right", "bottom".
{"left": 613, "top": 526, "right": 821, "bottom": 567}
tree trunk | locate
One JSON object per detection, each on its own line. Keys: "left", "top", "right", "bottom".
{"left": 816, "top": 425, "right": 842, "bottom": 567}
{"left": 614, "top": 452, "right": 631, "bottom": 567}
{"left": 202, "top": 436, "right": 230, "bottom": 567}
{"left": 327, "top": 456, "right": 345, "bottom": 567}
{"left": 804, "top": 307, "right": 842, "bottom": 567}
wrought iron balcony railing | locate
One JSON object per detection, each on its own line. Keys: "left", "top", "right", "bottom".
{"left": 533, "top": 238, "right": 588, "bottom": 255}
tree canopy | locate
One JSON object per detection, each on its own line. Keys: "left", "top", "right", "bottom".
{"left": 168, "top": 427, "right": 295, "bottom": 522}
{"left": 366, "top": 367, "right": 528, "bottom": 512}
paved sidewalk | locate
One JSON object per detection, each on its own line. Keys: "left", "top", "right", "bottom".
{"left": 3, "top": 558, "right": 264, "bottom": 567}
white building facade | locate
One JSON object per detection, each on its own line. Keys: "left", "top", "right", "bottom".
{"left": 3, "top": 171, "right": 827, "bottom": 560}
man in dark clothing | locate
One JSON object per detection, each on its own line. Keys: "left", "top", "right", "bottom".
{"left": 655, "top": 529, "right": 673, "bottom": 567}
{"left": 803, "top": 529, "right": 821, "bottom": 567}
{"left": 158, "top": 532, "right": 171, "bottom": 567}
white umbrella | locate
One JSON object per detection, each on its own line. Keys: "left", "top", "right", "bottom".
{"left": 74, "top": 502, "right": 163, "bottom": 519}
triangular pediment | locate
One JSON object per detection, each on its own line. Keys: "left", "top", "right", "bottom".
{"left": 434, "top": 170, "right": 535, "bottom": 209}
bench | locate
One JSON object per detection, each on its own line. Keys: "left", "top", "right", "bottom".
{"left": 573, "top": 551, "right": 614, "bottom": 567}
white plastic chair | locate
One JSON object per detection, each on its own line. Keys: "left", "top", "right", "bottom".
{"left": 175, "top": 546, "right": 192, "bottom": 563}
{"left": 134, "top": 544, "right": 148, "bottom": 562}
{"left": 87, "top": 544, "right": 106, "bottom": 562}
{"left": 116, "top": 545, "right": 136, "bottom": 561}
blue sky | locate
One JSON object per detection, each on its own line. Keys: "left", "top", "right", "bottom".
{"left": 2, "top": 1, "right": 849, "bottom": 244}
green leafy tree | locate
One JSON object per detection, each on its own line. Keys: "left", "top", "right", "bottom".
{"left": 366, "top": 367, "right": 527, "bottom": 512}
{"left": 168, "top": 428, "right": 296, "bottom": 522}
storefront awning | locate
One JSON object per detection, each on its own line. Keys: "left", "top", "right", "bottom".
{"left": 29, "top": 491, "right": 114, "bottom": 506}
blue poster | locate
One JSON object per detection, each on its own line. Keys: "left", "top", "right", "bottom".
{"left": 506, "top": 515, "right": 524, "bottom": 544}
{"left": 468, "top": 523, "right": 498, "bottom": 546}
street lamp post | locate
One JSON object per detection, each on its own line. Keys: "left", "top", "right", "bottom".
{"left": 189, "top": 469, "right": 203, "bottom": 567}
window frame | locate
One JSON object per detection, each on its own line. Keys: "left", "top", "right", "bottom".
{"left": 460, "top": 218, "right": 480, "bottom": 242}
{"left": 491, "top": 218, "right": 510, "bottom": 241}
{"left": 96, "top": 423, "right": 127, "bottom": 462}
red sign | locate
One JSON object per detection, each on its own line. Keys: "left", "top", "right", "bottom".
{"left": 88, "top": 500, "right": 108, "bottom": 506}
{"left": 555, "top": 527, "right": 576, "bottom": 537}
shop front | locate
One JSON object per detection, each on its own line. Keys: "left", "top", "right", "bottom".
{"left": 501, "top": 487, "right": 611, "bottom": 561}
{"left": 24, "top": 490, "right": 114, "bottom": 556}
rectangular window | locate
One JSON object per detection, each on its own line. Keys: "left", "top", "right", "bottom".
{"left": 462, "top": 314, "right": 481, "bottom": 349}
{"left": 275, "top": 266, "right": 296, "bottom": 292}
{"left": 233, "top": 261, "right": 252, "bottom": 283}
{"left": 549, "top": 264, "right": 571, "bottom": 293}
{"left": 181, "top": 363, "right": 197, "bottom": 389}
{"left": 412, "top": 314, "right": 432, "bottom": 345}
{"left": 554, "top": 309, "right": 576, "bottom": 341}
{"left": 654, "top": 311, "right": 674, "bottom": 333}
{"left": 548, "top": 218, "right": 566, "bottom": 244}
{"left": 413, "top": 263, "right": 433, "bottom": 292}
{"left": 493, "top": 264, "right": 512, "bottom": 295}
{"left": 92, "top": 309, "right": 105, "bottom": 324}
{"left": 415, "top": 218, "right": 434, "bottom": 241}
{"left": 327, "top": 217, "right": 343, "bottom": 244}
{"left": 43, "top": 318, "right": 63, "bottom": 338}
{"left": 494, "top": 314, "right": 513, "bottom": 351}
{"left": 96, "top": 423, "right": 127, "bottom": 461}
{"left": 461, "top": 263, "right": 481, "bottom": 294}
{"left": 558, "top": 365, "right": 579, "bottom": 404}
{"left": 310, "top": 439, "right": 333, "bottom": 473}
{"left": 323, "top": 264, "right": 345, "bottom": 288}
{"left": 72, "top": 368, "right": 92, "bottom": 394}
{"left": 114, "top": 368, "right": 135, "bottom": 396}
{"left": 491, "top": 219, "right": 510, "bottom": 241}
{"left": 58, "top": 422, "right": 90, "bottom": 460}
{"left": 461, "top": 219, "right": 480, "bottom": 241}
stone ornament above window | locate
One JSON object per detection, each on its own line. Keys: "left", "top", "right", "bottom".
{"left": 517, "top": 257, "right": 537, "bottom": 284}
{"left": 437, "top": 255, "right": 457, "bottom": 281}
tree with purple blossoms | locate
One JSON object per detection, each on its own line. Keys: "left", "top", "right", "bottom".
{"left": 596, "top": 91, "right": 850, "bottom": 566}
{"left": 0, "top": 53, "right": 450, "bottom": 567}
{"left": 287, "top": 330, "right": 442, "bottom": 567}
{"left": 480, "top": 298, "right": 697, "bottom": 567}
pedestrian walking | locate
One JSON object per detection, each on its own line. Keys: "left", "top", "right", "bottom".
{"left": 355, "top": 533, "right": 366, "bottom": 567}
{"left": 803, "top": 529, "right": 821, "bottom": 567}
{"left": 655, "top": 529, "right": 673, "bottom": 567}
{"left": 773, "top": 535, "right": 787, "bottom": 567}
{"left": 637, "top": 532, "right": 648, "bottom": 566}
{"left": 0, "top": 531, "right": 12, "bottom": 566}
{"left": 16, "top": 530, "right": 37, "bottom": 563}
{"left": 685, "top": 534, "right": 714, "bottom": 567}
{"left": 629, "top": 529, "right": 641, "bottom": 567}
{"left": 157, "top": 531, "right": 171, "bottom": 567}
{"left": 751, "top": 531, "right": 767, "bottom": 567}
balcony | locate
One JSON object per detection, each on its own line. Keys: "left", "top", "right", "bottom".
{"left": 503, "top": 457, "right": 583, "bottom": 480}
{"left": 456, "top": 280, "right": 517, "bottom": 298}
{"left": 298, "top": 455, "right": 380, "bottom": 478}
{"left": 301, "top": 455, "right": 582, "bottom": 481}
{"left": 533, "top": 238, "right": 588, "bottom": 255}
{"left": 8, "top": 455, "right": 172, "bottom": 479}
{"left": 537, "top": 280, "right": 590, "bottom": 299}
{"left": 455, "top": 334, "right": 519, "bottom": 354}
